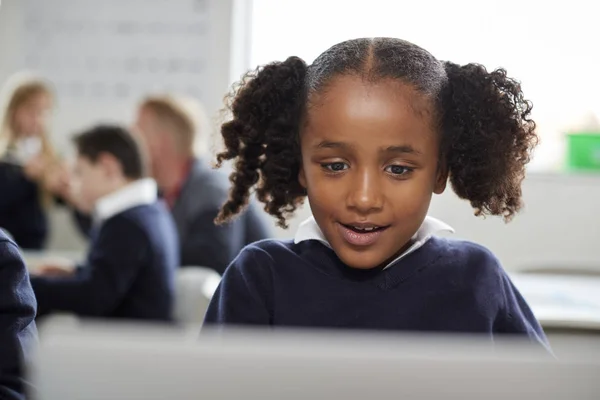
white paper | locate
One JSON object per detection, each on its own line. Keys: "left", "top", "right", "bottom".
{"left": 511, "top": 273, "right": 600, "bottom": 328}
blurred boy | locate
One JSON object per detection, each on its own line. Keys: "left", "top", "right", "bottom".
{"left": 0, "top": 230, "right": 37, "bottom": 400}
{"left": 30, "top": 125, "right": 179, "bottom": 321}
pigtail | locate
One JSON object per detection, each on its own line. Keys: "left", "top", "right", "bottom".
{"left": 215, "top": 56, "right": 308, "bottom": 228}
{"left": 441, "top": 62, "right": 538, "bottom": 221}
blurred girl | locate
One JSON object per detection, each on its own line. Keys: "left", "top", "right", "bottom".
{"left": 0, "top": 73, "right": 63, "bottom": 250}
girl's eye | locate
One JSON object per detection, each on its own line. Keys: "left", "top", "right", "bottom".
{"left": 385, "top": 165, "right": 412, "bottom": 175}
{"left": 322, "top": 162, "right": 349, "bottom": 172}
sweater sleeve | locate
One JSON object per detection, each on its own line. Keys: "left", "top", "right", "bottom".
{"left": 0, "top": 239, "right": 38, "bottom": 400}
{"left": 494, "top": 270, "right": 549, "bottom": 345}
{"left": 203, "top": 245, "right": 273, "bottom": 326}
{"left": 0, "top": 163, "right": 38, "bottom": 210}
{"left": 70, "top": 209, "right": 93, "bottom": 239}
{"left": 30, "top": 216, "right": 148, "bottom": 317}
{"left": 459, "top": 240, "right": 550, "bottom": 350}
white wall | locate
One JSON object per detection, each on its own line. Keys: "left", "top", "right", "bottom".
{"left": 429, "top": 173, "right": 600, "bottom": 272}
{"left": 0, "top": 0, "right": 22, "bottom": 81}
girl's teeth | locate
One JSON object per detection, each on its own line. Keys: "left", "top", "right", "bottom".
{"left": 354, "top": 226, "right": 376, "bottom": 231}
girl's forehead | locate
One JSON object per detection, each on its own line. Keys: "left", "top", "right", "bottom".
{"left": 303, "top": 75, "right": 437, "bottom": 148}
{"left": 308, "top": 75, "right": 432, "bottom": 113}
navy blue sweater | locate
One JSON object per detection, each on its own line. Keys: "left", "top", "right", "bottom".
{"left": 31, "top": 202, "right": 179, "bottom": 321}
{"left": 0, "top": 230, "right": 37, "bottom": 400}
{"left": 204, "top": 237, "right": 548, "bottom": 345}
{"left": 0, "top": 162, "right": 48, "bottom": 250}
{"left": 69, "top": 159, "right": 274, "bottom": 276}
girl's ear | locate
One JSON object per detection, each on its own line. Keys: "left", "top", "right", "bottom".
{"left": 298, "top": 165, "right": 307, "bottom": 189}
{"left": 434, "top": 163, "right": 448, "bottom": 194}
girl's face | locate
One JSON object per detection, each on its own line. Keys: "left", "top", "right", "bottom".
{"left": 13, "top": 92, "right": 52, "bottom": 137}
{"left": 299, "top": 75, "right": 446, "bottom": 270}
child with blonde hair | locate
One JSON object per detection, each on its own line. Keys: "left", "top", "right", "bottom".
{"left": 0, "top": 72, "right": 65, "bottom": 249}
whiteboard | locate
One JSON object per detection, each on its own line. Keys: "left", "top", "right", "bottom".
{"left": 21, "top": 0, "right": 209, "bottom": 102}
{"left": 0, "top": 0, "right": 248, "bottom": 152}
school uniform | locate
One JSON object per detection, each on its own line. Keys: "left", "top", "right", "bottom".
{"left": 0, "top": 161, "right": 48, "bottom": 250}
{"left": 0, "top": 230, "right": 38, "bottom": 400}
{"left": 72, "top": 158, "right": 273, "bottom": 275}
{"left": 204, "top": 216, "right": 549, "bottom": 346}
{"left": 170, "top": 158, "right": 273, "bottom": 274}
{"left": 30, "top": 178, "right": 179, "bottom": 321}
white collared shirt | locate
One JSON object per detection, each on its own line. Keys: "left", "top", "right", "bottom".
{"left": 294, "top": 216, "right": 454, "bottom": 270}
{"left": 94, "top": 178, "right": 158, "bottom": 223}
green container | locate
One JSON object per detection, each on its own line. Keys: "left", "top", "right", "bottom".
{"left": 566, "top": 132, "right": 600, "bottom": 171}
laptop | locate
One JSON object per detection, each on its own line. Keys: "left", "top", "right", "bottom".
{"left": 30, "top": 318, "right": 600, "bottom": 400}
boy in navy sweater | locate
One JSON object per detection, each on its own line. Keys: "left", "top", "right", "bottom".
{"left": 204, "top": 38, "right": 548, "bottom": 347}
{"left": 0, "top": 230, "right": 37, "bottom": 400}
{"left": 30, "top": 125, "right": 179, "bottom": 321}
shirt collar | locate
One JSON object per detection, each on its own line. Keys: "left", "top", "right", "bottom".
{"left": 294, "top": 215, "right": 454, "bottom": 270}
{"left": 94, "top": 178, "right": 158, "bottom": 222}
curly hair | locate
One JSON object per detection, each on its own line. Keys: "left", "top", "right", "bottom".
{"left": 215, "top": 38, "right": 538, "bottom": 227}
{"left": 441, "top": 63, "right": 537, "bottom": 220}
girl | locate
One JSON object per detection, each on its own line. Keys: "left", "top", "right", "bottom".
{"left": 204, "top": 38, "right": 546, "bottom": 344}
{"left": 0, "top": 74, "right": 64, "bottom": 250}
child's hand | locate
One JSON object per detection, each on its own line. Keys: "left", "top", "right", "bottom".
{"left": 44, "top": 162, "right": 71, "bottom": 197}
{"left": 33, "top": 265, "right": 75, "bottom": 277}
{"left": 31, "top": 259, "right": 76, "bottom": 277}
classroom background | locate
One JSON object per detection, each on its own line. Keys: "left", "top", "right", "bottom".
{"left": 1, "top": 0, "right": 599, "bottom": 398}
{"left": 1, "top": 0, "right": 599, "bottom": 272}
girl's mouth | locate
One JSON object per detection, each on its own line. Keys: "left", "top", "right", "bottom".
{"left": 337, "top": 222, "right": 390, "bottom": 246}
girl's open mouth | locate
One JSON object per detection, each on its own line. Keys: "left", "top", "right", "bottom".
{"left": 337, "top": 223, "right": 389, "bottom": 246}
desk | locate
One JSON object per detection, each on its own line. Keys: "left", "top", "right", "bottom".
{"left": 22, "top": 250, "right": 84, "bottom": 272}
{"left": 21, "top": 251, "right": 600, "bottom": 332}
{"left": 511, "top": 273, "right": 600, "bottom": 331}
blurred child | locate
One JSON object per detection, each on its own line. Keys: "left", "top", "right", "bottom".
{"left": 30, "top": 125, "right": 179, "bottom": 322}
{"left": 0, "top": 229, "right": 37, "bottom": 400}
{"left": 0, "top": 73, "right": 62, "bottom": 249}
{"left": 204, "top": 38, "right": 548, "bottom": 347}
